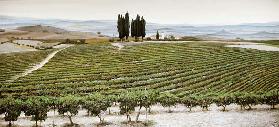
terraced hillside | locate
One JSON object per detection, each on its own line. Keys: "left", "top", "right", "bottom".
{"left": 0, "top": 42, "right": 278, "bottom": 97}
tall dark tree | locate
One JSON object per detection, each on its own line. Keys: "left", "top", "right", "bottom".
{"left": 131, "top": 14, "right": 146, "bottom": 41}
{"left": 118, "top": 13, "right": 146, "bottom": 42}
{"left": 117, "top": 14, "right": 125, "bottom": 41}
{"left": 135, "top": 15, "right": 140, "bottom": 38}
{"left": 156, "top": 30, "right": 160, "bottom": 40}
{"left": 124, "top": 12, "right": 130, "bottom": 40}
{"left": 141, "top": 16, "right": 146, "bottom": 40}
{"left": 131, "top": 19, "right": 134, "bottom": 38}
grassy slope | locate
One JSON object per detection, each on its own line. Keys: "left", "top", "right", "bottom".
{"left": 0, "top": 42, "right": 278, "bottom": 97}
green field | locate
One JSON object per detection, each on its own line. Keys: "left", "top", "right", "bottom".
{"left": 1, "top": 42, "right": 278, "bottom": 97}
{"left": 0, "top": 50, "right": 53, "bottom": 82}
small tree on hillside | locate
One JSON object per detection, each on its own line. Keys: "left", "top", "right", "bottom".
{"left": 156, "top": 31, "right": 160, "bottom": 40}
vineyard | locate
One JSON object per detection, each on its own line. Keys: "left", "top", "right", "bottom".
{"left": 0, "top": 41, "right": 279, "bottom": 126}
{"left": 0, "top": 50, "right": 54, "bottom": 82}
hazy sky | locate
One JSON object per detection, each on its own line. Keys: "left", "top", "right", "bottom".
{"left": 0, "top": 0, "right": 279, "bottom": 25}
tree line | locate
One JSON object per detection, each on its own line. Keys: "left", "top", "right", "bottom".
{"left": 0, "top": 89, "right": 278, "bottom": 127}
{"left": 117, "top": 12, "right": 146, "bottom": 41}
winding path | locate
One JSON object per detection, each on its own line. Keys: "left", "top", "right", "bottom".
{"left": 9, "top": 44, "right": 73, "bottom": 82}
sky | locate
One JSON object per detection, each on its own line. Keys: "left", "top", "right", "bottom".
{"left": 0, "top": 0, "right": 279, "bottom": 25}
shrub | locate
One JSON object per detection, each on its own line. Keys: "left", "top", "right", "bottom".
{"left": 83, "top": 93, "right": 111, "bottom": 124}
{"left": 0, "top": 97, "right": 23, "bottom": 127}
{"left": 24, "top": 96, "right": 50, "bottom": 126}
{"left": 263, "top": 90, "right": 279, "bottom": 109}
{"left": 118, "top": 91, "right": 137, "bottom": 122}
{"left": 57, "top": 95, "right": 81, "bottom": 126}
{"left": 215, "top": 94, "right": 234, "bottom": 111}
{"left": 181, "top": 96, "right": 198, "bottom": 111}
{"left": 134, "top": 90, "right": 159, "bottom": 121}
{"left": 196, "top": 93, "right": 216, "bottom": 111}
{"left": 109, "top": 38, "right": 115, "bottom": 42}
{"left": 146, "top": 37, "right": 152, "bottom": 41}
{"left": 158, "top": 92, "right": 179, "bottom": 112}
{"left": 234, "top": 92, "right": 260, "bottom": 110}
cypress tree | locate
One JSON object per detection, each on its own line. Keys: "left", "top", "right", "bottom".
{"left": 117, "top": 14, "right": 121, "bottom": 40}
{"left": 141, "top": 16, "right": 146, "bottom": 41}
{"left": 156, "top": 30, "right": 160, "bottom": 40}
{"left": 131, "top": 19, "right": 135, "bottom": 37}
{"left": 117, "top": 14, "right": 122, "bottom": 41}
{"left": 118, "top": 13, "right": 146, "bottom": 42}
{"left": 121, "top": 15, "right": 125, "bottom": 41}
{"left": 117, "top": 14, "right": 126, "bottom": 41}
{"left": 134, "top": 16, "right": 137, "bottom": 39}
{"left": 136, "top": 15, "right": 140, "bottom": 38}
{"left": 124, "top": 12, "right": 130, "bottom": 40}
{"left": 139, "top": 17, "right": 143, "bottom": 41}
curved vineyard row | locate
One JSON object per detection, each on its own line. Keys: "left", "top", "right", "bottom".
{"left": 0, "top": 50, "right": 53, "bottom": 82}
{"left": 0, "top": 42, "right": 278, "bottom": 97}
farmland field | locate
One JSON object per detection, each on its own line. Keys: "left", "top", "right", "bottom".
{"left": 1, "top": 41, "right": 278, "bottom": 97}
{"left": 0, "top": 41, "right": 279, "bottom": 126}
{"left": 0, "top": 49, "right": 53, "bottom": 82}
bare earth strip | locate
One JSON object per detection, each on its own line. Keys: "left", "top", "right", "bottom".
{"left": 9, "top": 44, "right": 73, "bottom": 82}
{"left": 0, "top": 42, "right": 37, "bottom": 54}
{"left": 111, "top": 41, "right": 279, "bottom": 51}
{"left": 226, "top": 44, "right": 279, "bottom": 51}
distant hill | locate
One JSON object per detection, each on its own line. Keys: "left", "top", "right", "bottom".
{"left": 208, "top": 30, "right": 235, "bottom": 36}
{"left": 243, "top": 31, "right": 279, "bottom": 40}
{"left": 0, "top": 25, "right": 104, "bottom": 42}
{"left": 17, "top": 25, "right": 67, "bottom": 33}
{"left": 1, "top": 15, "right": 279, "bottom": 40}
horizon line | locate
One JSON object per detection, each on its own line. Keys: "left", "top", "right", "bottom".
{"left": 1, "top": 15, "right": 279, "bottom": 27}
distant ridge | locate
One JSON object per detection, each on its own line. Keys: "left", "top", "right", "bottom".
{"left": 17, "top": 25, "right": 67, "bottom": 33}
{"left": 208, "top": 29, "right": 235, "bottom": 36}
{"left": 1, "top": 15, "right": 279, "bottom": 39}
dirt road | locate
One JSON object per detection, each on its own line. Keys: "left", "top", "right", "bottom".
{"left": 9, "top": 44, "right": 73, "bottom": 82}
